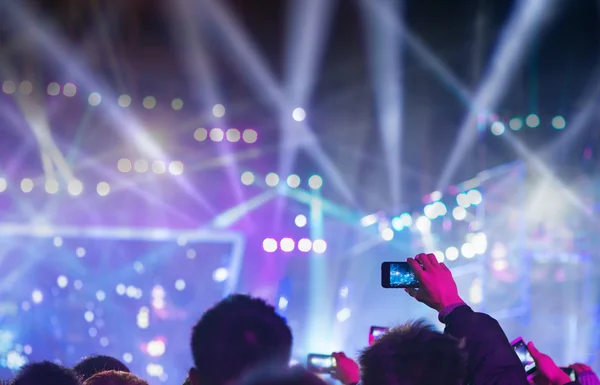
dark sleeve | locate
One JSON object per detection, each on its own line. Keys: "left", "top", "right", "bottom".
{"left": 443, "top": 305, "right": 529, "bottom": 385}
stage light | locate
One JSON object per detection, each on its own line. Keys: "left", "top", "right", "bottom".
{"left": 118, "top": 158, "right": 132, "bottom": 172}
{"left": 84, "top": 311, "right": 95, "bottom": 322}
{"left": 116, "top": 284, "right": 126, "bottom": 295}
{"left": 118, "top": 94, "right": 132, "bottom": 107}
{"left": 31, "top": 290, "right": 43, "bottom": 304}
{"left": 74, "top": 280, "right": 83, "bottom": 290}
{"left": 172, "top": 279, "right": 186, "bottom": 292}
{"left": 526, "top": 114, "right": 540, "bottom": 128}
{"left": 19, "top": 81, "right": 33, "bottom": 95}
{"left": 400, "top": 213, "right": 413, "bottom": 227}
{"left": 68, "top": 180, "right": 83, "bottom": 196}
{"left": 53, "top": 237, "right": 63, "bottom": 247}
{"left": 265, "top": 173, "right": 280, "bottom": 187}
{"left": 3, "top": 80, "right": 16, "bottom": 94}
{"left": 23, "top": 346, "right": 32, "bottom": 355}
{"left": 467, "top": 189, "right": 483, "bottom": 205}
{"left": 137, "top": 307, "right": 150, "bottom": 329}
{"left": 292, "top": 108, "right": 306, "bottom": 122}
{"left": 151, "top": 161, "right": 166, "bottom": 174}
{"left": 146, "top": 363, "right": 164, "bottom": 377}
{"left": 241, "top": 171, "right": 255, "bottom": 185}
{"left": 143, "top": 96, "right": 157, "bottom": 109}
{"left": 432, "top": 201, "right": 447, "bottom": 216}
{"left": 210, "top": 128, "right": 224, "bottom": 142}
{"left": 186, "top": 249, "right": 196, "bottom": 259}
{"left": 461, "top": 243, "right": 475, "bottom": 259}
{"left": 280, "top": 238, "right": 295, "bottom": 252}
{"left": 88, "top": 92, "right": 102, "bottom": 106}
{"left": 424, "top": 204, "right": 436, "bottom": 219}
{"left": 212, "top": 104, "right": 225, "bottom": 117}
{"left": 456, "top": 193, "right": 470, "bottom": 208}
{"left": 213, "top": 268, "right": 229, "bottom": 282}
{"left": 312, "top": 239, "right": 327, "bottom": 254}
{"left": 134, "top": 159, "right": 148, "bottom": 173}
{"left": 76, "top": 247, "right": 86, "bottom": 258}
{"left": 171, "top": 98, "right": 184, "bottom": 111}
{"left": 263, "top": 238, "right": 278, "bottom": 253}
{"left": 96, "top": 182, "right": 110, "bottom": 196}
{"left": 0, "top": 177, "right": 6, "bottom": 193}
{"left": 391, "top": 217, "right": 403, "bottom": 231}
{"left": 509, "top": 117, "right": 523, "bottom": 130}
{"left": 491, "top": 122, "right": 505, "bottom": 136}
{"left": 452, "top": 207, "right": 467, "bottom": 220}
{"left": 381, "top": 228, "right": 394, "bottom": 241}
{"left": 45, "top": 179, "right": 59, "bottom": 194}
{"left": 298, "top": 238, "right": 312, "bottom": 252}
{"left": 287, "top": 174, "right": 301, "bottom": 188}
{"left": 434, "top": 251, "right": 444, "bottom": 262}
{"left": 336, "top": 308, "right": 351, "bottom": 322}
{"left": 20, "top": 178, "right": 33, "bottom": 193}
{"left": 96, "top": 291, "right": 106, "bottom": 301}
{"left": 194, "top": 128, "right": 208, "bottom": 142}
{"left": 122, "top": 353, "right": 133, "bottom": 363}
{"left": 57, "top": 275, "right": 68, "bottom": 288}
{"left": 242, "top": 129, "right": 258, "bottom": 143}
{"left": 278, "top": 297, "right": 288, "bottom": 310}
{"left": 340, "top": 286, "right": 349, "bottom": 297}
{"left": 493, "top": 260, "right": 508, "bottom": 271}
{"left": 63, "top": 83, "right": 77, "bottom": 97}
{"left": 308, "top": 175, "right": 322, "bottom": 189}
{"left": 552, "top": 115, "right": 566, "bottom": 130}
{"left": 294, "top": 214, "right": 307, "bottom": 228}
{"left": 445, "top": 247, "right": 459, "bottom": 261}
{"left": 469, "top": 278, "right": 483, "bottom": 304}
{"left": 168, "top": 161, "right": 184, "bottom": 175}
{"left": 473, "top": 233, "right": 488, "bottom": 254}
{"left": 361, "top": 214, "right": 377, "bottom": 227}
{"left": 147, "top": 339, "right": 166, "bottom": 357}
{"left": 47, "top": 82, "right": 60, "bottom": 96}
{"left": 226, "top": 129, "right": 241, "bottom": 142}
{"left": 6, "top": 351, "right": 27, "bottom": 371}
{"left": 416, "top": 216, "right": 431, "bottom": 233}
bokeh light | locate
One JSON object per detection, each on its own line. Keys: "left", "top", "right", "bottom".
{"left": 312, "top": 239, "right": 327, "bottom": 254}
{"left": 452, "top": 206, "right": 467, "bottom": 221}
{"left": 292, "top": 108, "right": 306, "bottom": 122}
{"left": 118, "top": 94, "right": 132, "bottom": 108}
{"left": 97, "top": 182, "right": 110, "bottom": 196}
{"left": 212, "top": 268, "right": 229, "bottom": 282}
{"left": 265, "top": 173, "right": 280, "bottom": 187}
{"left": 45, "top": 179, "right": 59, "bottom": 194}
{"left": 21, "top": 178, "right": 34, "bottom": 193}
{"left": 280, "top": 238, "right": 295, "bottom": 252}
{"left": 308, "top": 175, "right": 323, "bottom": 190}
{"left": 415, "top": 216, "right": 431, "bottom": 233}
{"left": 63, "top": 83, "right": 77, "bottom": 97}
{"left": 171, "top": 98, "right": 184, "bottom": 111}
{"left": 134, "top": 159, "right": 149, "bottom": 173}
{"left": 118, "top": 158, "right": 132, "bottom": 172}
{"left": 19, "top": 81, "right": 33, "bottom": 95}
{"left": 209, "top": 128, "right": 224, "bottom": 142}
{"left": 294, "top": 214, "right": 307, "bottom": 228}
{"left": 212, "top": 104, "right": 225, "bottom": 117}
{"left": 168, "top": 161, "right": 184, "bottom": 175}
{"left": 242, "top": 129, "right": 258, "bottom": 143}
{"left": 0, "top": 177, "right": 6, "bottom": 193}
{"left": 445, "top": 247, "right": 459, "bottom": 261}
{"left": 286, "top": 175, "right": 301, "bottom": 188}
{"left": 142, "top": 96, "right": 157, "bottom": 109}
{"left": 3, "top": 80, "right": 16, "bottom": 94}
{"left": 263, "top": 238, "right": 278, "bottom": 253}
{"left": 552, "top": 115, "right": 566, "bottom": 130}
{"left": 152, "top": 161, "right": 166, "bottom": 174}
{"left": 298, "top": 239, "right": 312, "bottom": 252}
{"left": 226, "top": 129, "right": 241, "bottom": 142}
{"left": 47, "top": 82, "right": 60, "bottom": 96}
{"left": 461, "top": 243, "right": 476, "bottom": 259}
{"left": 526, "top": 114, "right": 540, "bottom": 128}
{"left": 509, "top": 117, "right": 523, "bottom": 130}
{"left": 194, "top": 128, "right": 208, "bottom": 142}
{"left": 241, "top": 171, "right": 255, "bottom": 186}
{"left": 490, "top": 122, "right": 505, "bottom": 136}
{"left": 88, "top": 92, "right": 102, "bottom": 106}
{"left": 68, "top": 180, "right": 83, "bottom": 196}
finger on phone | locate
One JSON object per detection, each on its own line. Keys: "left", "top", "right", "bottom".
{"left": 405, "top": 288, "right": 418, "bottom": 298}
{"left": 407, "top": 258, "right": 425, "bottom": 278}
{"left": 417, "top": 253, "right": 434, "bottom": 271}
{"left": 426, "top": 253, "right": 439, "bottom": 267}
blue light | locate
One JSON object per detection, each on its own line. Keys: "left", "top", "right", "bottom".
{"left": 391, "top": 217, "right": 404, "bottom": 231}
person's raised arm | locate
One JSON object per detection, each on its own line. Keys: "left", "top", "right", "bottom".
{"left": 406, "top": 253, "right": 528, "bottom": 385}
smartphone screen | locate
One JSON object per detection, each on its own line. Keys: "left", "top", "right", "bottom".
{"left": 306, "top": 354, "right": 336, "bottom": 374}
{"left": 369, "top": 326, "right": 389, "bottom": 345}
{"left": 511, "top": 339, "right": 536, "bottom": 375}
{"left": 381, "top": 262, "right": 419, "bottom": 288}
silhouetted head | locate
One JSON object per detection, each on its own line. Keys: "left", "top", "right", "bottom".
{"left": 83, "top": 371, "right": 147, "bottom": 385}
{"left": 190, "top": 294, "right": 293, "bottom": 385}
{"left": 359, "top": 320, "right": 467, "bottom": 385}
{"left": 11, "top": 361, "right": 81, "bottom": 385}
{"left": 238, "top": 365, "right": 327, "bottom": 385}
{"left": 74, "top": 355, "right": 130, "bottom": 381}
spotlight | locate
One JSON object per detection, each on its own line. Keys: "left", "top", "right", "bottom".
{"left": 526, "top": 114, "right": 540, "bottom": 128}
{"left": 67, "top": 180, "right": 83, "bottom": 196}
{"left": 298, "top": 239, "right": 312, "bottom": 252}
{"left": 280, "top": 238, "right": 295, "bottom": 252}
{"left": 294, "top": 214, "right": 307, "bottom": 228}
{"left": 415, "top": 216, "right": 431, "bottom": 233}
{"left": 461, "top": 243, "right": 475, "bottom": 259}
{"left": 118, "top": 94, "right": 132, "bottom": 108}
{"left": 242, "top": 129, "right": 258, "bottom": 143}
{"left": 467, "top": 189, "right": 483, "bottom": 205}
{"left": 265, "top": 173, "right": 279, "bottom": 187}
{"left": 63, "top": 83, "right": 77, "bottom": 97}
{"left": 212, "top": 268, "right": 229, "bottom": 282}
{"left": 381, "top": 228, "right": 394, "bottom": 241}
{"left": 226, "top": 129, "right": 241, "bottom": 142}
{"left": 88, "top": 92, "right": 102, "bottom": 106}
{"left": 312, "top": 239, "right": 327, "bottom": 254}
{"left": 452, "top": 207, "right": 467, "bottom": 220}
{"left": 21, "top": 178, "right": 34, "bottom": 193}
{"left": 47, "top": 82, "right": 60, "bottom": 96}
{"left": 117, "top": 158, "right": 132, "bottom": 172}
{"left": 490, "top": 122, "right": 505, "bottom": 136}
{"left": 212, "top": 104, "right": 225, "bottom": 117}
{"left": 308, "top": 175, "right": 323, "bottom": 190}
{"left": 509, "top": 117, "right": 523, "bottom": 131}
{"left": 168, "top": 161, "right": 184, "bottom": 175}
{"left": 210, "top": 128, "right": 224, "bottom": 142}
{"left": 241, "top": 171, "right": 255, "bottom": 185}
{"left": 445, "top": 247, "right": 459, "bottom": 261}
{"left": 552, "top": 116, "right": 566, "bottom": 130}
{"left": 456, "top": 193, "right": 470, "bottom": 208}
{"left": 263, "top": 238, "right": 278, "bottom": 253}
{"left": 45, "top": 179, "right": 59, "bottom": 194}
{"left": 97, "top": 182, "right": 110, "bottom": 196}
{"left": 171, "top": 98, "right": 184, "bottom": 111}
{"left": 336, "top": 308, "right": 351, "bottom": 322}
{"left": 19, "top": 81, "right": 33, "bottom": 95}
{"left": 292, "top": 108, "right": 306, "bottom": 122}
{"left": 134, "top": 159, "right": 149, "bottom": 173}
{"left": 152, "top": 161, "right": 166, "bottom": 174}
{"left": 278, "top": 297, "right": 288, "bottom": 310}
{"left": 399, "top": 213, "right": 413, "bottom": 227}
{"left": 391, "top": 217, "right": 404, "bottom": 231}
{"left": 286, "top": 174, "right": 301, "bottom": 188}
{"left": 194, "top": 128, "right": 208, "bottom": 142}
{"left": 142, "top": 96, "right": 157, "bottom": 109}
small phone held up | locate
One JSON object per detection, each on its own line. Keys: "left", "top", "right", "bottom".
{"left": 511, "top": 337, "right": 536, "bottom": 376}
{"left": 306, "top": 354, "right": 336, "bottom": 375}
{"left": 381, "top": 262, "right": 419, "bottom": 288}
{"left": 369, "top": 326, "right": 389, "bottom": 345}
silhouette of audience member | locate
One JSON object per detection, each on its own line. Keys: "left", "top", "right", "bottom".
{"left": 359, "top": 320, "right": 467, "bottom": 385}
{"left": 528, "top": 343, "right": 596, "bottom": 385}
{"left": 74, "top": 355, "right": 131, "bottom": 381}
{"left": 238, "top": 365, "right": 327, "bottom": 385}
{"left": 189, "top": 294, "right": 293, "bottom": 385}
{"left": 11, "top": 361, "right": 81, "bottom": 385}
{"left": 83, "top": 370, "right": 148, "bottom": 385}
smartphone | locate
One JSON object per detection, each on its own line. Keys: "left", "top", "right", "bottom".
{"left": 511, "top": 337, "right": 536, "bottom": 375}
{"left": 369, "top": 326, "right": 389, "bottom": 345}
{"left": 381, "top": 262, "right": 419, "bottom": 288}
{"left": 306, "top": 353, "right": 336, "bottom": 374}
